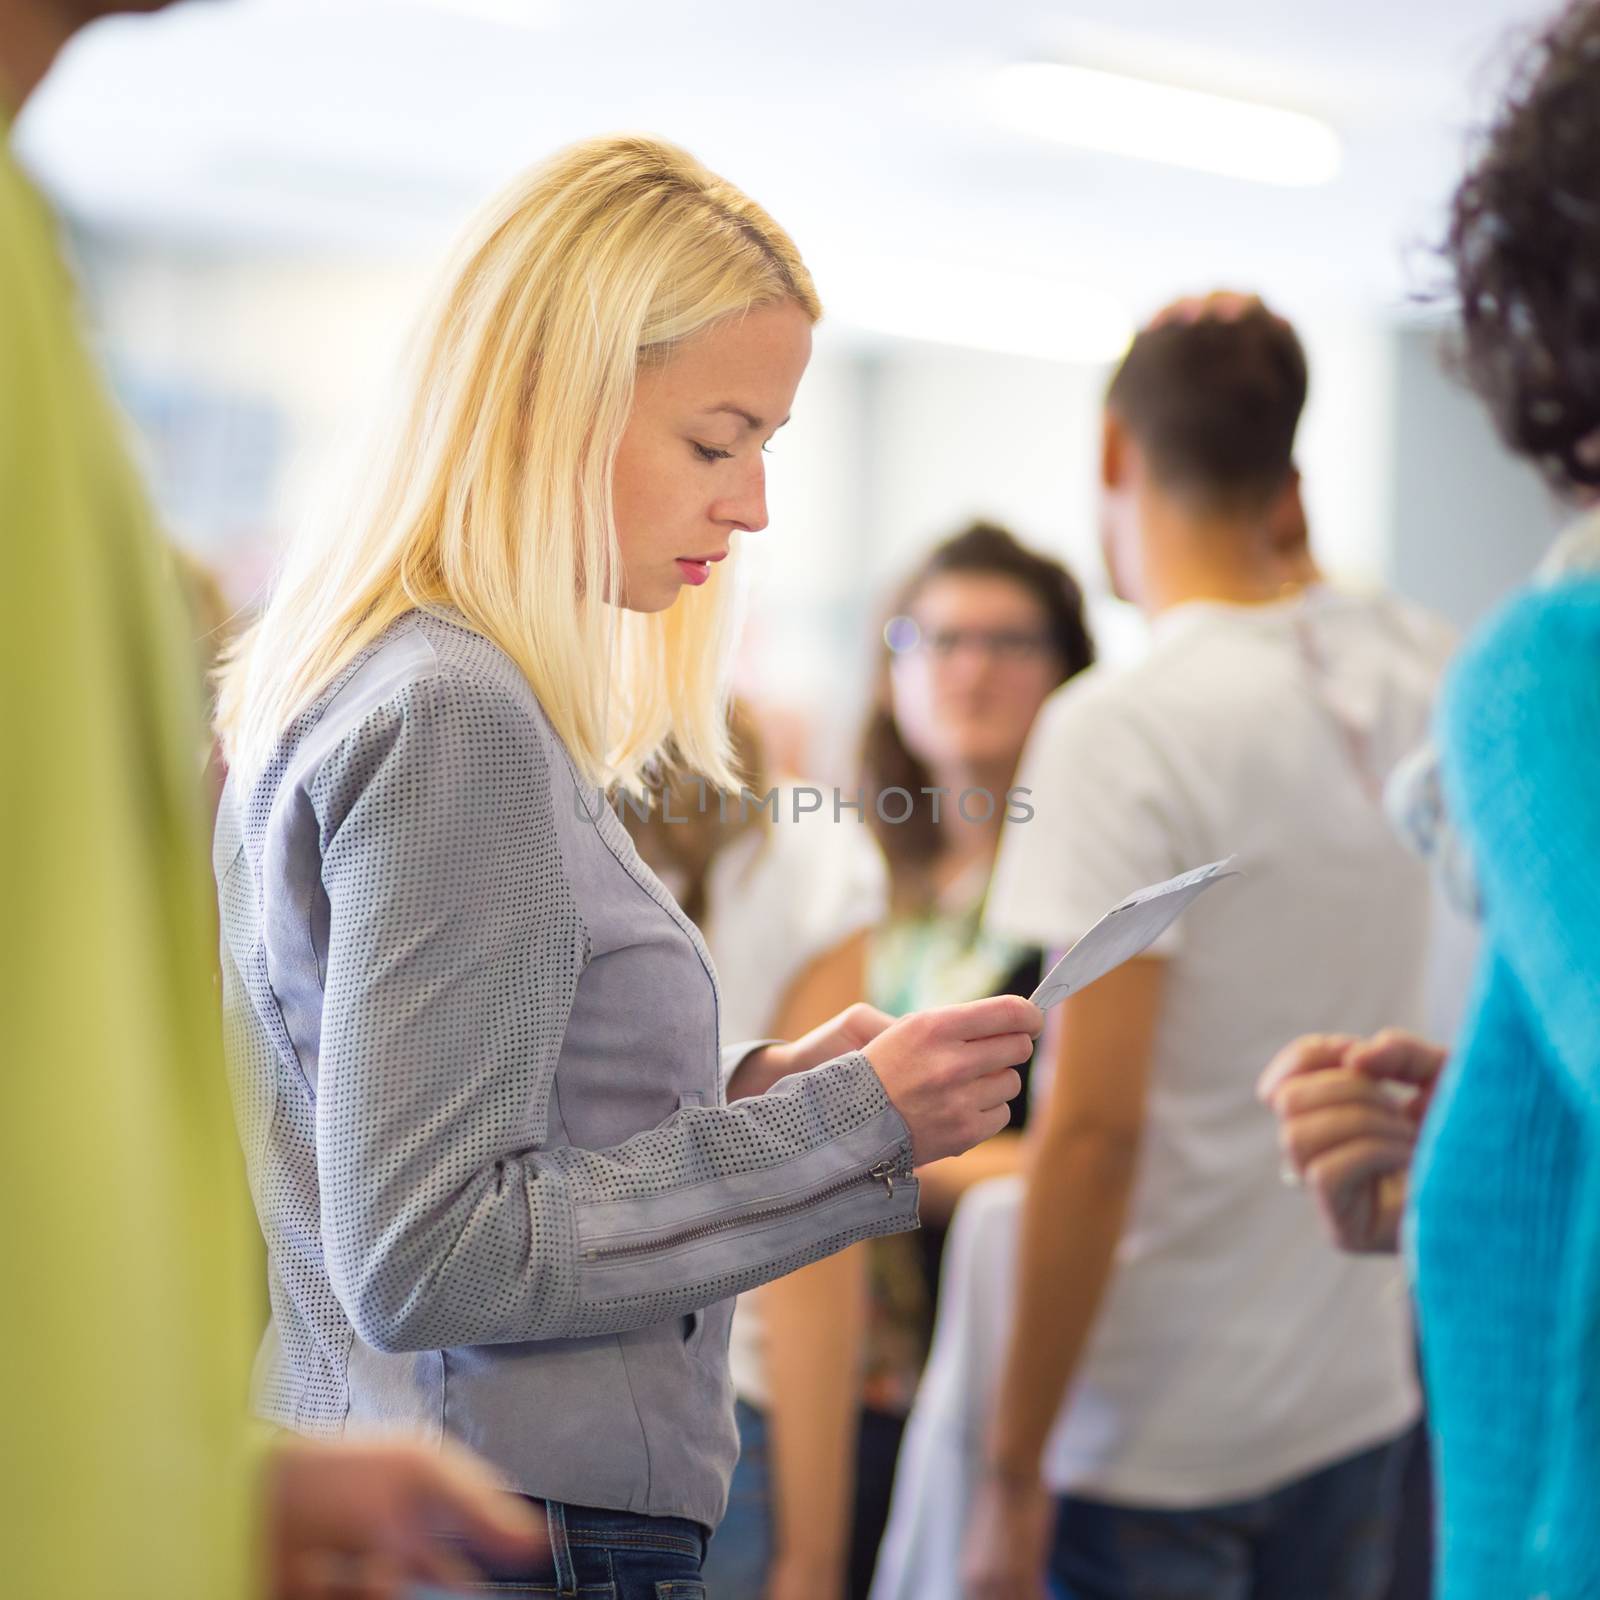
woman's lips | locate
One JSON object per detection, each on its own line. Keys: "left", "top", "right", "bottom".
{"left": 676, "top": 551, "right": 727, "bottom": 585}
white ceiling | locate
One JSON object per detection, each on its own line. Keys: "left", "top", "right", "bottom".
{"left": 16, "top": 0, "right": 1556, "bottom": 344}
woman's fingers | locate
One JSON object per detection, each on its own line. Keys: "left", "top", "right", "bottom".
{"left": 1306, "top": 1136, "right": 1415, "bottom": 1244}
{"left": 835, "top": 1002, "right": 897, "bottom": 1048}
{"left": 867, "top": 998, "right": 1039, "bottom": 1163}
{"left": 1257, "top": 1033, "right": 1361, "bottom": 1101}
{"left": 973, "top": 1102, "right": 1013, "bottom": 1143}
{"left": 961, "top": 1032, "right": 1039, "bottom": 1079}
{"left": 1267, "top": 1062, "right": 1420, "bottom": 1177}
{"left": 1258, "top": 1043, "right": 1425, "bottom": 1257}
{"left": 933, "top": 995, "right": 1046, "bottom": 1044}
{"left": 1274, "top": 1069, "right": 1415, "bottom": 1119}
{"left": 1347, "top": 1029, "right": 1448, "bottom": 1087}
{"left": 1303, "top": 1137, "right": 1412, "bottom": 1253}
{"left": 1278, "top": 1065, "right": 1424, "bottom": 1122}
{"left": 972, "top": 1068, "right": 1023, "bottom": 1113}
{"left": 1281, "top": 1103, "right": 1415, "bottom": 1172}
{"left": 1307, "top": 1135, "right": 1415, "bottom": 1194}
{"left": 1273, "top": 1068, "right": 1427, "bottom": 1120}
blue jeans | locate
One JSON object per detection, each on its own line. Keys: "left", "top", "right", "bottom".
{"left": 1049, "top": 1434, "right": 1412, "bottom": 1600}
{"left": 702, "top": 1399, "right": 773, "bottom": 1597}
{"left": 416, "top": 1497, "right": 708, "bottom": 1599}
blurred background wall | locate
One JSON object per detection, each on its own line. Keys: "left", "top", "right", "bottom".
{"left": 17, "top": 0, "right": 1568, "bottom": 778}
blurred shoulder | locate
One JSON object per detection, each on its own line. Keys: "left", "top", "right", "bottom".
{"left": 1450, "top": 576, "right": 1600, "bottom": 702}
{"left": 1025, "top": 655, "right": 1170, "bottom": 770}
{"left": 1441, "top": 576, "right": 1600, "bottom": 780}
{"left": 1350, "top": 589, "right": 1458, "bottom": 675}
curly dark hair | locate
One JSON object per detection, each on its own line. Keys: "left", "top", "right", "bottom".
{"left": 858, "top": 521, "right": 1094, "bottom": 908}
{"left": 1447, "top": 0, "right": 1600, "bottom": 488}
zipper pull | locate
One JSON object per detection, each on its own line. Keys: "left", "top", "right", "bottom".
{"left": 870, "top": 1158, "right": 896, "bottom": 1197}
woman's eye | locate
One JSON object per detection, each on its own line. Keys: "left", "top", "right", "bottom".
{"left": 692, "top": 442, "right": 732, "bottom": 463}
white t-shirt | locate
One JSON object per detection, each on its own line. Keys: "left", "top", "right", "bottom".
{"left": 660, "top": 788, "right": 889, "bottom": 1408}
{"left": 986, "top": 587, "right": 1452, "bottom": 1508}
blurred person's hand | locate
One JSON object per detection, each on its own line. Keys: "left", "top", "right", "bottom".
{"left": 263, "top": 1434, "right": 544, "bottom": 1599}
{"left": 767, "top": 1551, "right": 845, "bottom": 1600}
{"left": 1258, "top": 1030, "right": 1447, "bottom": 1255}
{"left": 864, "top": 997, "right": 1041, "bottom": 1165}
{"left": 960, "top": 1469, "right": 1053, "bottom": 1600}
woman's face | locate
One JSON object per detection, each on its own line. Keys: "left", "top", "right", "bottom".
{"left": 611, "top": 299, "right": 813, "bottom": 613}
{"left": 890, "top": 572, "right": 1064, "bottom": 774}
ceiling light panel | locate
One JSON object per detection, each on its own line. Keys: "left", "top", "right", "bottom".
{"left": 981, "top": 61, "right": 1341, "bottom": 188}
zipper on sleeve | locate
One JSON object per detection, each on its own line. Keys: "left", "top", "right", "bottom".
{"left": 583, "top": 1149, "right": 912, "bottom": 1265}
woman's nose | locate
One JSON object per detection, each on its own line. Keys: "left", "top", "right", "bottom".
{"left": 719, "top": 461, "right": 768, "bottom": 533}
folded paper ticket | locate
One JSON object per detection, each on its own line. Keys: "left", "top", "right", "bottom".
{"left": 1028, "top": 857, "right": 1240, "bottom": 1010}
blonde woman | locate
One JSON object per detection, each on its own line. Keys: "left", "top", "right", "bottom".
{"left": 211, "top": 136, "right": 1038, "bottom": 1596}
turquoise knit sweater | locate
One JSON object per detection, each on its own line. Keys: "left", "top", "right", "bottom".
{"left": 1412, "top": 576, "right": 1600, "bottom": 1600}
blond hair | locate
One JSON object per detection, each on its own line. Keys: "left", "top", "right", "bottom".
{"left": 215, "top": 135, "right": 820, "bottom": 790}
{"left": 623, "top": 698, "right": 772, "bottom": 925}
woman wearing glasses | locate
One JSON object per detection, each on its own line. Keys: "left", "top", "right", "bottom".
{"left": 745, "top": 518, "right": 1088, "bottom": 1593}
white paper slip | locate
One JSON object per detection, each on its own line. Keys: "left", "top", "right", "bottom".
{"left": 1027, "top": 857, "right": 1241, "bottom": 1010}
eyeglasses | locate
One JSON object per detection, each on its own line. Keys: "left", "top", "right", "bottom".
{"left": 884, "top": 615, "right": 1056, "bottom": 664}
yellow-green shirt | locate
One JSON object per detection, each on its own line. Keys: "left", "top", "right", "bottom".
{"left": 0, "top": 124, "right": 257, "bottom": 1597}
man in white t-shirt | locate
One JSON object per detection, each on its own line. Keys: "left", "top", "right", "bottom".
{"left": 960, "top": 295, "right": 1450, "bottom": 1600}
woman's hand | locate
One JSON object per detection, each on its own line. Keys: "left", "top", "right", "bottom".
{"left": 766, "top": 1552, "right": 847, "bottom": 1600}
{"left": 780, "top": 1001, "right": 898, "bottom": 1074}
{"left": 263, "top": 1434, "right": 545, "bottom": 1599}
{"left": 728, "top": 1003, "right": 897, "bottom": 1099}
{"left": 1257, "top": 1029, "right": 1447, "bottom": 1255}
{"left": 735, "top": 996, "right": 1039, "bottom": 1164}
{"left": 960, "top": 1469, "right": 1054, "bottom": 1600}
{"left": 864, "top": 996, "right": 1042, "bottom": 1165}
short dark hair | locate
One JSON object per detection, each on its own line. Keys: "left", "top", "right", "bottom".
{"left": 1446, "top": 0, "right": 1600, "bottom": 490}
{"left": 65, "top": 2, "right": 179, "bottom": 20}
{"left": 1106, "top": 305, "right": 1308, "bottom": 511}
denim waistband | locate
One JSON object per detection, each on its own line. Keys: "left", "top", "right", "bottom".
{"left": 532, "top": 1498, "right": 708, "bottom": 1561}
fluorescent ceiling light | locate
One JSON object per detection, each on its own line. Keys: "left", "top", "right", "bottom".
{"left": 821, "top": 255, "right": 1133, "bottom": 365}
{"left": 407, "top": 0, "right": 555, "bottom": 26}
{"left": 276, "top": 0, "right": 556, "bottom": 26}
{"left": 981, "top": 61, "right": 1341, "bottom": 188}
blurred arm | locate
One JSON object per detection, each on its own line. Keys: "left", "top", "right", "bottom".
{"left": 756, "top": 929, "right": 874, "bottom": 1600}
{"left": 988, "top": 958, "right": 1163, "bottom": 1478}
{"left": 914, "top": 1133, "right": 1026, "bottom": 1226}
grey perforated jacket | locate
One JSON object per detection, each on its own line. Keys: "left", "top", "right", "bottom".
{"left": 214, "top": 609, "right": 919, "bottom": 1527}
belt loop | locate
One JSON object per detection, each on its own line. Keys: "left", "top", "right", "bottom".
{"left": 544, "top": 1498, "right": 577, "bottom": 1597}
